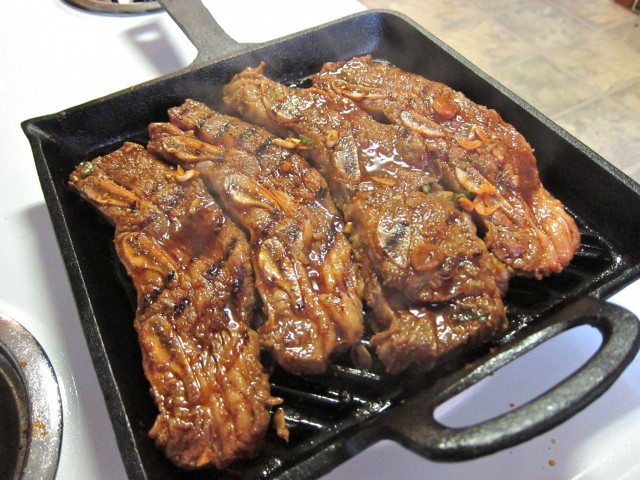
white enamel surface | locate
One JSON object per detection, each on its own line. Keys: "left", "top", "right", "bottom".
{"left": 0, "top": 1, "right": 638, "bottom": 479}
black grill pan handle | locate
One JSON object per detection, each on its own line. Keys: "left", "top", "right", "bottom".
{"left": 157, "top": 0, "right": 250, "bottom": 64}
{"left": 371, "top": 296, "right": 640, "bottom": 460}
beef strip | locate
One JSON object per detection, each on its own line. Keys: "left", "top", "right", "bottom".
{"left": 313, "top": 55, "right": 580, "bottom": 279}
{"left": 147, "top": 101, "right": 364, "bottom": 375}
{"left": 68, "top": 143, "right": 279, "bottom": 469}
{"left": 223, "top": 66, "right": 439, "bottom": 208}
{"left": 223, "top": 64, "right": 508, "bottom": 374}
{"left": 350, "top": 187, "right": 508, "bottom": 373}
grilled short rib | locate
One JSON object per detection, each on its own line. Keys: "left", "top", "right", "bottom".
{"left": 349, "top": 187, "right": 508, "bottom": 373}
{"left": 313, "top": 56, "right": 580, "bottom": 279}
{"left": 69, "top": 143, "right": 279, "bottom": 469}
{"left": 147, "top": 100, "right": 364, "bottom": 375}
{"left": 223, "top": 64, "right": 508, "bottom": 374}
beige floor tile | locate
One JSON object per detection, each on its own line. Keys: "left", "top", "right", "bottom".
{"left": 406, "top": 5, "right": 490, "bottom": 39}
{"left": 553, "top": 0, "right": 633, "bottom": 28}
{"left": 547, "top": 33, "right": 640, "bottom": 92}
{"left": 470, "top": 0, "right": 517, "bottom": 11}
{"left": 602, "top": 17, "right": 640, "bottom": 54}
{"left": 555, "top": 96, "right": 640, "bottom": 180}
{"left": 494, "top": 1, "right": 592, "bottom": 51}
{"left": 440, "top": 18, "right": 534, "bottom": 71}
{"left": 611, "top": 79, "right": 640, "bottom": 116}
{"left": 492, "top": 56, "right": 601, "bottom": 116}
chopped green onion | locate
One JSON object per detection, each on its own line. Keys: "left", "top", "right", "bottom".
{"left": 451, "top": 307, "right": 487, "bottom": 322}
{"left": 299, "top": 135, "right": 315, "bottom": 146}
{"left": 453, "top": 190, "right": 476, "bottom": 202}
{"left": 78, "top": 162, "right": 94, "bottom": 177}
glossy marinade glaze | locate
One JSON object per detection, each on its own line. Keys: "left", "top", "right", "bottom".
{"left": 69, "top": 143, "right": 279, "bottom": 469}
{"left": 224, "top": 63, "right": 509, "bottom": 374}
{"left": 147, "top": 100, "right": 364, "bottom": 376}
{"left": 313, "top": 56, "right": 580, "bottom": 279}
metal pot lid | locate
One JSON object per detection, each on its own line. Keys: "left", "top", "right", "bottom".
{"left": 0, "top": 312, "right": 62, "bottom": 480}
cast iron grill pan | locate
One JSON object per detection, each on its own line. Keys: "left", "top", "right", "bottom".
{"left": 21, "top": 3, "right": 640, "bottom": 479}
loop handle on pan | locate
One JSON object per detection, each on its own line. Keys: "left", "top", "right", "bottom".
{"left": 370, "top": 296, "right": 640, "bottom": 460}
{"left": 157, "top": 0, "right": 250, "bottom": 64}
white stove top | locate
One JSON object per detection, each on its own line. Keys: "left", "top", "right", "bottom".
{"left": 1, "top": 1, "right": 639, "bottom": 479}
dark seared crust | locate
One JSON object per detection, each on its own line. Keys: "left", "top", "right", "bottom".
{"left": 147, "top": 101, "right": 364, "bottom": 375}
{"left": 68, "top": 143, "right": 278, "bottom": 470}
{"left": 223, "top": 64, "right": 508, "bottom": 374}
{"left": 313, "top": 55, "right": 580, "bottom": 278}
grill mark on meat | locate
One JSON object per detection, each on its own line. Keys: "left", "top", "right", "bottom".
{"left": 382, "top": 218, "right": 410, "bottom": 254}
{"left": 148, "top": 102, "right": 364, "bottom": 375}
{"left": 313, "top": 55, "right": 580, "bottom": 278}
{"left": 254, "top": 138, "right": 272, "bottom": 159}
{"left": 173, "top": 296, "right": 190, "bottom": 316}
{"left": 68, "top": 143, "right": 279, "bottom": 469}
{"left": 213, "top": 118, "right": 233, "bottom": 139}
{"left": 142, "top": 286, "right": 162, "bottom": 311}
{"left": 236, "top": 126, "right": 258, "bottom": 144}
{"left": 223, "top": 63, "right": 508, "bottom": 374}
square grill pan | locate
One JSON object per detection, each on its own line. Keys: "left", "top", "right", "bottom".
{"left": 22, "top": 4, "right": 640, "bottom": 480}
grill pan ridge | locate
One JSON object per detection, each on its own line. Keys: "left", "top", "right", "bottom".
{"left": 21, "top": 4, "right": 640, "bottom": 480}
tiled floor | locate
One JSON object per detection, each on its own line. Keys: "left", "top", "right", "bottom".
{"left": 359, "top": 0, "right": 640, "bottom": 183}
